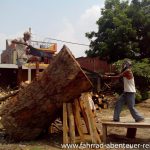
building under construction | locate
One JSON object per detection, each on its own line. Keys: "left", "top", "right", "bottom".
{"left": 0, "top": 35, "right": 57, "bottom": 89}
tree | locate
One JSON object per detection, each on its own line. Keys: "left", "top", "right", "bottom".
{"left": 85, "top": 0, "right": 150, "bottom": 63}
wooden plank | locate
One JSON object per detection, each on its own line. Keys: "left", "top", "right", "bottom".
{"left": 73, "top": 99, "right": 84, "bottom": 142}
{"left": 102, "top": 118, "right": 150, "bottom": 127}
{"left": 84, "top": 97, "right": 101, "bottom": 143}
{"left": 101, "top": 122, "right": 150, "bottom": 128}
{"left": 79, "top": 99, "right": 90, "bottom": 134}
{"left": 80, "top": 93, "right": 101, "bottom": 144}
{"left": 67, "top": 103, "right": 75, "bottom": 144}
{"left": 63, "top": 103, "right": 69, "bottom": 144}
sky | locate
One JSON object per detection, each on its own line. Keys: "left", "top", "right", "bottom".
{"left": 0, "top": 0, "right": 105, "bottom": 58}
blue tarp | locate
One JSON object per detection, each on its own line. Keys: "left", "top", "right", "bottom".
{"left": 28, "top": 45, "right": 52, "bottom": 58}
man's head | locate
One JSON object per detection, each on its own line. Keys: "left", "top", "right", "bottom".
{"left": 122, "top": 59, "right": 132, "bottom": 69}
{"left": 23, "top": 32, "right": 31, "bottom": 41}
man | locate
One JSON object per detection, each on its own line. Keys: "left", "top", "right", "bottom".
{"left": 104, "top": 59, "right": 144, "bottom": 122}
{"left": 11, "top": 32, "right": 31, "bottom": 85}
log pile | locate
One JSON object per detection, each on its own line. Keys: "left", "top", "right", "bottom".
{"left": 0, "top": 45, "right": 92, "bottom": 141}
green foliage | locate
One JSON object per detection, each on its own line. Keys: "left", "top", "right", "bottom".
{"left": 85, "top": 0, "right": 150, "bottom": 63}
{"left": 135, "top": 89, "right": 142, "bottom": 102}
{"left": 141, "top": 91, "right": 150, "bottom": 100}
{"left": 114, "top": 58, "right": 150, "bottom": 93}
{"left": 114, "top": 58, "right": 150, "bottom": 80}
{"left": 132, "top": 59, "right": 150, "bottom": 80}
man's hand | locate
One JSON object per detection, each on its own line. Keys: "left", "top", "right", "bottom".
{"left": 101, "top": 74, "right": 120, "bottom": 78}
{"left": 101, "top": 75, "right": 110, "bottom": 78}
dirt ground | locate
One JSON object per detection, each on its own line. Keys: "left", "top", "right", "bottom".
{"left": 96, "top": 98, "right": 150, "bottom": 150}
{"left": 0, "top": 99, "right": 150, "bottom": 150}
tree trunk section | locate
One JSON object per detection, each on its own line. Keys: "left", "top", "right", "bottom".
{"left": 0, "top": 45, "right": 92, "bottom": 141}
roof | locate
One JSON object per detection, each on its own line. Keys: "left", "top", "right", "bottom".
{"left": 0, "top": 63, "right": 48, "bottom": 69}
{"left": 0, "top": 64, "right": 18, "bottom": 69}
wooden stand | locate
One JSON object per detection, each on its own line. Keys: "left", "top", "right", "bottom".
{"left": 102, "top": 118, "right": 150, "bottom": 143}
{"left": 63, "top": 93, "right": 101, "bottom": 144}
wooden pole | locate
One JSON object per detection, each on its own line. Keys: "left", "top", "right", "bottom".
{"left": 80, "top": 93, "right": 101, "bottom": 144}
{"left": 67, "top": 103, "right": 75, "bottom": 143}
{"left": 35, "top": 61, "right": 40, "bottom": 80}
{"left": 73, "top": 99, "right": 84, "bottom": 141}
{"left": 28, "top": 67, "right": 31, "bottom": 82}
{"left": 79, "top": 98, "right": 90, "bottom": 134}
{"left": 63, "top": 103, "right": 69, "bottom": 144}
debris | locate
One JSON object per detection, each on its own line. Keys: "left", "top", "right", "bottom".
{"left": 0, "top": 90, "right": 19, "bottom": 103}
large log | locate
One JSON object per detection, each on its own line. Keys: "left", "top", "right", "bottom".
{"left": 0, "top": 45, "right": 92, "bottom": 141}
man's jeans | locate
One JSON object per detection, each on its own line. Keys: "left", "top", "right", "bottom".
{"left": 113, "top": 92, "right": 144, "bottom": 122}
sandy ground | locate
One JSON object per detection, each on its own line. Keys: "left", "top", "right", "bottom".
{"left": 0, "top": 99, "right": 150, "bottom": 150}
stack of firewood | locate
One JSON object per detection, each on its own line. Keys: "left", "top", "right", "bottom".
{"left": 92, "top": 94, "right": 108, "bottom": 110}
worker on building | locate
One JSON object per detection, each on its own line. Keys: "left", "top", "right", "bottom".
{"left": 11, "top": 32, "right": 31, "bottom": 86}
{"left": 103, "top": 59, "right": 144, "bottom": 122}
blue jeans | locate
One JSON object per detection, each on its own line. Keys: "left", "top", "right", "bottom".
{"left": 113, "top": 92, "right": 144, "bottom": 122}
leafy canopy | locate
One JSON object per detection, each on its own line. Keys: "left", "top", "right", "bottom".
{"left": 85, "top": 0, "right": 150, "bottom": 63}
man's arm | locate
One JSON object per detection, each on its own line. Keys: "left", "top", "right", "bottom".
{"left": 102, "top": 71, "right": 125, "bottom": 79}
{"left": 103, "top": 68, "right": 131, "bottom": 79}
{"left": 11, "top": 39, "right": 28, "bottom": 46}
